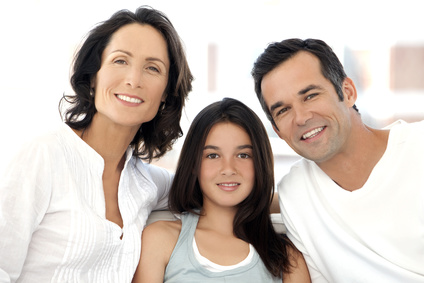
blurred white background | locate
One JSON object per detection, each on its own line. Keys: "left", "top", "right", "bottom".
{"left": 1, "top": 0, "right": 423, "bottom": 183}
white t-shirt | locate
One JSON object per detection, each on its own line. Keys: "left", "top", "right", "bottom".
{"left": 0, "top": 124, "right": 173, "bottom": 283}
{"left": 279, "top": 120, "right": 424, "bottom": 282}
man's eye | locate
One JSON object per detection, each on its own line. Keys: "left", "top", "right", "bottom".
{"left": 306, "top": 93, "right": 318, "bottom": 100}
{"left": 275, "top": 107, "right": 288, "bottom": 117}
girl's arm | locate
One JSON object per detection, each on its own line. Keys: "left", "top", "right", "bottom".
{"left": 132, "top": 220, "right": 180, "bottom": 283}
{"left": 282, "top": 245, "right": 311, "bottom": 283}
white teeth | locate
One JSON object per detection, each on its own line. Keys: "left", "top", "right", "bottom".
{"left": 302, "top": 127, "right": 324, "bottom": 140}
{"left": 219, "top": 183, "right": 239, "bottom": 186}
{"left": 117, "top": 94, "right": 142, "bottom": 104}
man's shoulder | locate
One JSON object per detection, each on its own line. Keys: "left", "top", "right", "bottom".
{"left": 281, "top": 158, "right": 314, "bottom": 182}
{"left": 386, "top": 119, "right": 424, "bottom": 143}
{"left": 278, "top": 158, "right": 316, "bottom": 196}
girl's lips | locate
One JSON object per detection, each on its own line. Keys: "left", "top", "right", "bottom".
{"left": 217, "top": 182, "right": 240, "bottom": 191}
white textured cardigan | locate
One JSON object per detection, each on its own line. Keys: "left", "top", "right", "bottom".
{"left": 0, "top": 124, "right": 172, "bottom": 282}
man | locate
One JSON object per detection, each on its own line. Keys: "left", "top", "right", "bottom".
{"left": 251, "top": 38, "right": 424, "bottom": 282}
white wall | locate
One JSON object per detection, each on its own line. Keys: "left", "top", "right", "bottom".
{"left": 1, "top": 0, "right": 423, "bottom": 181}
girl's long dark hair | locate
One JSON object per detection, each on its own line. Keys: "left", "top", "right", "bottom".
{"left": 169, "top": 97, "right": 294, "bottom": 277}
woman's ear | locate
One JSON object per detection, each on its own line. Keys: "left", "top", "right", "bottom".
{"left": 90, "top": 76, "right": 96, "bottom": 89}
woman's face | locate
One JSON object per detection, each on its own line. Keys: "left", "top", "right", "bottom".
{"left": 199, "top": 122, "right": 255, "bottom": 210}
{"left": 92, "top": 23, "right": 169, "bottom": 130}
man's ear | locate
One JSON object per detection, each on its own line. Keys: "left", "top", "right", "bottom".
{"left": 272, "top": 124, "right": 279, "bottom": 133}
{"left": 342, "top": 77, "right": 357, "bottom": 107}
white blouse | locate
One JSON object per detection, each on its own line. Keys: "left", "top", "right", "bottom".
{"left": 0, "top": 124, "right": 173, "bottom": 282}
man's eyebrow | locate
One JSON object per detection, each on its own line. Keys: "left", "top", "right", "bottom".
{"left": 269, "top": 84, "right": 324, "bottom": 114}
{"left": 270, "top": 101, "right": 284, "bottom": 113}
{"left": 298, "top": 84, "right": 324, "bottom": 95}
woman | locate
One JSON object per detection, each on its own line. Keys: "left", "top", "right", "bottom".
{"left": 133, "top": 98, "right": 310, "bottom": 282}
{"left": 0, "top": 6, "right": 192, "bottom": 282}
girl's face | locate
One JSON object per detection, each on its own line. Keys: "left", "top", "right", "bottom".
{"left": 92, "top": 23, "right": 169, "bottom": 130}
{"left": 199, "top": 122, "right": 255, "bottom": 210}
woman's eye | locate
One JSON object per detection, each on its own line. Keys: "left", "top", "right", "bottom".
{"left": 147, "top": 66, "right": 160, "bottom": 73}
{"left": 114, "top": 59, "right": 127, "bottom": 65}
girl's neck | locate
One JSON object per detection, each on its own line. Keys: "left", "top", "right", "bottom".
{"left": 197, "top": 206, "right": 237, "bottom": 236}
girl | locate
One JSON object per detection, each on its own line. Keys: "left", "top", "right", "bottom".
{"left": 133, "top": 98, "right": 310, "bottom": 282}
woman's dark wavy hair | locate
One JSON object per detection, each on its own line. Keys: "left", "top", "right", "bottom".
{"left": 59, "top": 6, "right": 193, "bottom": 162}
{"left": 251, "top": 38, "right": 358, "bottom": 128}
{"left": 169, "top": 97, "right": 294, "bottom": 277}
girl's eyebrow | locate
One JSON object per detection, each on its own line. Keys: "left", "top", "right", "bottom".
{"left": 238, "top": 145, "right": 253, "bottom": 150}
{"left": 203, "top": 145, "right": 252, "bottom": 150}
{"left": 203, "top": 145, "right": 219, "bottom": 150}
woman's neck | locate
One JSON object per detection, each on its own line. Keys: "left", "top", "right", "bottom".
{"left": 74, "top": 115, "right": 139, "bottom": 169}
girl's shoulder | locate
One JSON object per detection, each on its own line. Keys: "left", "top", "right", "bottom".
{"left": 143, "top": 219, "right": 182, "bottom": 247}
{"left": 142, "top": 219, "right": 182, "bottom": 264}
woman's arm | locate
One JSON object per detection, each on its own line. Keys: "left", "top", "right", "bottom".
{"left": 132, "top": 220, "right": 180, "bottom": 283}
{"left": 282, "top": 245, "right": 311, "bottom": 283}
{"left": 0, "top": 141, "right": 52, "bottom": 282}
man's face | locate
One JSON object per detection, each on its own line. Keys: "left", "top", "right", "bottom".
{"left": 260, "top": 51, "right": 357, "bottom": 164}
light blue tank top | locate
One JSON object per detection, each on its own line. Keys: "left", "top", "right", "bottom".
{"left": 164, "top": 212, "right": 281, "bottom": 282}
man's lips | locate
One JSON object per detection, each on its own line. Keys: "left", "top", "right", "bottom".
{"left": 301, "top": 126, "right": 325, "bottom": 140}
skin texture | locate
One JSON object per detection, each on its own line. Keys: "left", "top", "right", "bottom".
{"left": 93, "top": 23, "right": 169, "bottom": 131}
{"left": 74, "top": 23, "right": 170, "bottom": 228}
{"left": 199, "top": 122, "right": 255, "bottom": 212}
{"left": 132, "top": 122, "right": 311, "bottom": 283}
{"left": 261, "top": 51, "right": 355, "bottom": 164}
{"left": 261, "top": 51, "right": 389, "bottom": 191}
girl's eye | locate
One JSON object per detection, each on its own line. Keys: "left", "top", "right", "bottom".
{"left": 238, "top": 153, "right": 251, "bottom": 159}
{"left": 206, "top": 153, "right": 219, "bottom": 159}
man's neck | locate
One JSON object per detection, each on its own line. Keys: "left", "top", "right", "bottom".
{"left": 317, "top": 125, "right": 390, "bottom": 191}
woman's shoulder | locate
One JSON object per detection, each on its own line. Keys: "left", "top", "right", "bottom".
{"left": 134, "top": 160, "right": 174, "bottom": 180}
{"left": 7, "top": 124, "right": 70, "bottom": 167}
